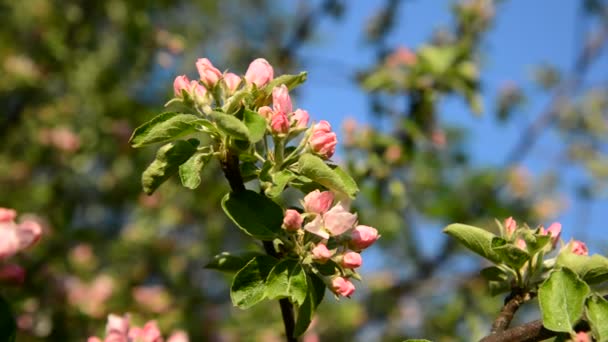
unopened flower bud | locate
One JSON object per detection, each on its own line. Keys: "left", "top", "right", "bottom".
{"left": 541, "top": 222, "right": 561, "bottom": 247}
{"left": 196, "top": 58, "right": 222, "bottom": 87}
{"left": 504, "top": 216, "right": 516, "bottom": 237}
{"left": 331, "top": 276, "right": 355, "bottom": 297}
{"left": 575, "top": 331, "right": 591, "bottom": 342}
{"left": 350, "top": 225, "right": 379, "bottom": 250}
{"left": 341, "top": 251, "right": 362, "bottom": 269}
{"left": 571, "top": 240, "right": 588, "bottom": 256}
{"left": 167, "top": 331, "right": 190, "bottom": 342}
{"left": 283, "top": 209, "right": 303, "bottom": 231}
{"left": 292, "top": 109, "right": 309, "bottom": 129}
{"left": 311, "top": 244, "right": 332, "bottom": 263}
{"left": 309, "top": 120, "right": 338, "bottom": 159}
{"left": 190, "top": 80, "right": 206, "bottom": 100}
{"left": 258, "top": 106, "right": 274, "bottom": 120}
{"left": 272, "top": 85, "right": 292, "bottom": 115}
{"left": 223, "top": 72, "right": 241, "bottom": 94}
{"left": 516, "top": 238, "right": 527, "bottom": 251}
{"left": 245, "top": 58, "right": 274, "bottom": 87}
{"left": 270, "top": 113, "right": 290, "bottom": 135}
{"left": 303, "top": 190, "right": 334, "bottom": 215}
{"left": 173, "top": 75, "right": 190, "bottom": 98}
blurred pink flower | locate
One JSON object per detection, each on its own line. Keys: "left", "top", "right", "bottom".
{"left": 541, "top": 222, "right": 561, "bottom": 247}
{"left": 282, "top": 210, "right": 303, "bottom": 231}
{"left": 258, "top": 106, "right": 273, "bottom": 120}
{"left": 167, "top": 330, "right": 189, "bottom": 342}
{"left": 132, "top": 285, "right": 172, "bottom": 313}
{"left": 0, "top": 208, "right": 16, "bottom": 222}
{"left": 245, "top": 58, "right": 274, "bottom": 87}
{"left": 173, "top": 75, "right": 190, "bottom": 97}
{"left": 223, "top": 72, "right": 241, "bottom": 94}
{"left": 571, "top": 240, "right": 588, "bottom": 256}
{"left": 196, "top": 58, "right": 222, "bottom": 87}
{"left": 66, "top": 274, "right": 115, "bottom": 317}
{"left": 504, "top": 216, "right": 516, "bottom": 237}
{"left": 0, "top": 264, "right": 25, "bottom": 285}
{"left": 0, "top": 210, "right": 42, "bottom": 260}
{"left": 385, "top": 46, "right": 417, "bottom": 67}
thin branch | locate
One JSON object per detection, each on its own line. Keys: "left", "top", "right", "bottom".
{"left": 490, "top": 291, "right": 532, "bottom": 334}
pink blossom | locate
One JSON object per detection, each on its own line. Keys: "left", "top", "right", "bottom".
{"left": 350, "top": 225, "right": 379, "bottom": 250}
{"left": 575, "top": 331, "right": 591, "bottom": 342}
{"left": 173, "top": 75, "right": 190, "bottom": 97}
{"left": 87, "top": 337, "right": 102, "bottom": 342}
{"left": 132, "top": 285, "right": 172, "bottom": 313}
{"left": 342, "top": 251, "right": 362, "bottom": 269}
{"left": 270, "top": 112, "right": 290, "bottom": 135}
{"left": 303, "top": 190, "right": 334, "bottom": 215}
{"left": 331, "top": 277, "right": 355, "bottom": 297}
{"left": 167, "top": 331, "right": 189, "bottom": 342}
{"left": 541, "top": 222, "right": 561, "bottom": 247}
{"left": 516, "top": 238, "right": 527, "bottom": 251}
{"left": 129, "top": 321, "right": 163, "bottom": 342}
{"left": 0, "top": 219, "right": 42, "bottom": 260}
{"left": 311, "top": 244, "right": 332, "bottom": 263}
{"left": 0, "top": 208, "right": 16, "bottom": 222}
{"left": 223, "top": 72, "right": 241, "bottom": 94}
{"left": 292, "top": 109, "right": 309, "bottom": 129}
{"left": 0, "top": 264, "right": 25, "bottom": 285}
{"left": 303, "top": 215, "right": 327, "bottom": 239}
{"left": 283, "top": 209, "right": 303, "bottom": 231}
{"left": 309, "top": 120, "right": 338, "bottom": 159}
{"left": 189, "top": 80, "right": 206, "bottom": 100}
{"left": 196, "top": 58, "right": 222, "bottom": 87}
{"left": 272, "top": 85, "right": 293, "bottom": 115}
{"left": 258, "top": 106, "right": 273, "bottom": 120}
{"left": 323, "top": 203, "right": 357, "bottom": 236}
{"left": 245, "top": 58, "right": 274, "bottom": 87}
{"left": 571, "top": 240, "right": 588, "bottom": 256}
{"left": 106, "top": 314, "right": 130, "bottom": 335}
{"left": 385, "top": 46, "right": 417, "bottom": 67}
{"left": 504, "top": 216, "right": 516, "bottom": 237}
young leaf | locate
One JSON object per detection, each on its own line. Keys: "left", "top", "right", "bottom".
{"left": 538, "top": 268, "right": 590, "bottom": 333}
{"left": 231, "top": 255, "right": 278, "bottom": 309}
{"left": 331, "top": 165, "right": 359, "bottom": 196}
{"left": 557, "top": 252, "right": 608, "bottom": 284}
{"left": 491, "top": 237, "right": 530, "bottom": 269}
{"left": 243, "top": 109, "right": 267, "bottom": 143}
{"left": 586, "top": 294, "right": 608, "bottom": 341}
{"left": 521, "top": 231, "right": 551, "bottom": 255}
{"left": 297, "top": 153, "right": 357, "bottom": 198}
{"left": 443, "top": 224, "right": 501, "bottom": 263}
{"left": 141, "top": 140, "right": 198, "bottom": 195}
{"left": 0, "top": 296, "right": 16, "bottom": 342}
{"left": 265, "top": 170, "right": 295, "bottom": 198}
{"left": 221, "top": 190, "right": 283, "bottom": 240}
{"left": 205, "top": 251, "right": 265, "bottom": 273}
{"left": 130, "top": 112, "right": 206, "bottom": 147}
{"left": 178, "top": 153, "right": 211, "bottom": 189}
{"left": 209, "top": 111, "right": 250, "bottom": 141}
{"left": 294, "top": 274, "right": 326, "bottom": 337}
{"left": 262, "top": 72, "right": 308, "bottom": 94}
{"left": 480, "top": 266, "right": 508, "bottom": 282}
{"left": 264, "top": 259, "right": 308, "bottom": 306}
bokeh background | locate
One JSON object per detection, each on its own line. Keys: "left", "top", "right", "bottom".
{"left": 1, "top": 0, "right": 608, "bottom": 340}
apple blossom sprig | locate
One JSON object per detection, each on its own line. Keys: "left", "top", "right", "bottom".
{"left": 445, "top": 218, "right": 608, "bottom": 340}
{"left": 87, "top": 313, "right": 188, "bottom": 342}
{"left": 131, "top": 58, "right": 375, "bottom": 339}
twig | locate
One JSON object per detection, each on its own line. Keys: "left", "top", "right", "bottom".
{"left": 490, "top": 291, "right": 531, "bottom": 334}
{"left": 219, "top": 149, "right": 297, "bottom": 342}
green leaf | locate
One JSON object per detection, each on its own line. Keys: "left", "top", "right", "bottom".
{"left": 491, "top": 237, "right": 530, "bottom": 269}
{"left": 263, "top": 72, "right": 308, "bottom": 93}
{"left": 538, "top": 268, "right": 590, "bottom": 333}
{"left": 331, "top": 165, "right": 359, "bottom": 196}
{"left": 205, "top": 251, "right": 265, "bottom": 273}
{"left": 222, "top": 88, "right": 251, "bottom": 114}
{"left": 264, "top": 259, "right": 308, "bottom": 306}
{"left": 178, "top": 153, "right": 211, "bottom": 189}
{"left": 297, "top": 153, "right": 357, "bottom": 198}
{"left": 521, "top": 231, "right": 551, "bottom": 255}
{"left": 130, "top": 112, "right": 205, "bottom": 147}
{"left": 141, "top": 140, "right": 198, "bottom": 195}
{"left": 243, "top": 109, "right": 267, "bottom": 143}
{"left": 231, "top": 255, "right": 278, "bottom": 309}
{"left": 221, "top": 190, "right": 283, "bottom": 240}
{"left": 294, "top": 274, "right": 326, "bottom": 337}
{"left": 443, "top": 224, "right": 501, "bottom": 263}
{"left": 586, "top": 294, "right": 608, "bottom": 341}
{"left": 209, "top": 111, "right": 250, "bottom": 141}
{"left": 265, "top": 170, "right": 296, "bottom": 198}
{"left": 480, "top": 266, "right": 508, "bottom": 282}
{"left": 557, "top": 251, "right": 608, "bottom": 284}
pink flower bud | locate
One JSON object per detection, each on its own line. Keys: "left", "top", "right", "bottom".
{"left": 173, "top": 75, "right": 190, "bottom": 97}
{"left": 0, "top": 208, "right": 16, "bottom": 223}
{"left": 571, "top": 240, "right": 588, "bottom": 256}
{"left": 272, "top": 85, "right": 293, "bottom": 115}
{"left": 575, "top": 331, "right": 591, "bottom": 342}
{"left": 303, "top": 190, "right": 334, "bottom": 215}
{"left": 516, "top": 238, "right": 527, "bottom": 251}
{"left": 283, "top": 209, "right": 303, "bottom": 231}
{"left": 311, "top": 244, "right": 332, "bottom": 262}
{"left": 106, "top": 314, "right": 130, "bottom": 335}
{"left": 504, "top": 216, "right": 516, "bottom": 237}
{"left": 331, "top": 276, "right": 355, "bottom": 297}
{"left": 137, "top": 321, "right": 163, "bottom": 342}
{"left": 223, "top": 72, "right": 241, "bottom": 94}
{"left": 258, "top": 106, "right": 274, "bottom": 120}
{"left": 190, "top": 80, "right": 206, "bottom": 100}
{"left": 270, "top": 112, "right": 290, "bottom": 134}
{"left": 245, "top": 58, "right": 274, "bottom": 87}
{"left": 196, "top": 58, "right": 222, "bottom": 87}
{"left": 541, "top": 222, "right": 561, "bottom": 247}
{"left": 17, "top": 220, "right": 42, "bottom": 250}
{"left": 309, "top": 120, "right": 338, "bottom": 159}
{"left": 323, "top": 202, "right": 357, "bottom": 236}
{"left": 87, "top": 337, "right": 102, "bottom": 342}
{"left": 292, "top": 109, "right": 309, "bottom": 129}
{"left": 0, "top": 264, "right": 25, "bottom": 285}
{"left": 167, "top": 331, "right": 189, "bottom": 342}
{"left": 341, "top": 251, "right": 362, "bottom": 269}
{"left": 350, "top": 225, "right": 379, "bottom": 250}
{"left": 0, "top": 219, "right": 42, "bottom": 259}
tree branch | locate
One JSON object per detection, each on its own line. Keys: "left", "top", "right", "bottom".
{"left": 490, "top": 291, "right": 532, "bottom": 334}
{"left": 219, "top": 149, "right": 297, "bottom": 342}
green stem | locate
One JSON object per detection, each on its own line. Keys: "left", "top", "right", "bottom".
{"left": 273, "top": 137, "right": 285, "bottom": 171}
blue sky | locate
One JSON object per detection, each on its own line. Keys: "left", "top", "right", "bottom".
{"left": 294, "top": 0, "right": 608, "bottom": 252}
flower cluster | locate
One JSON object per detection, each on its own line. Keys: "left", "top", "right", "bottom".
{"left": 0, "top": 207, "right": 42, "bottom": 284}
{"left": 281, "top": 190, "right": 379, "bottom": 297}
{"left": 88, "top": 314, "right": 188, "bottom": 342}
{"left": 503, "top": 217, "right": 588, "bottom": 256}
